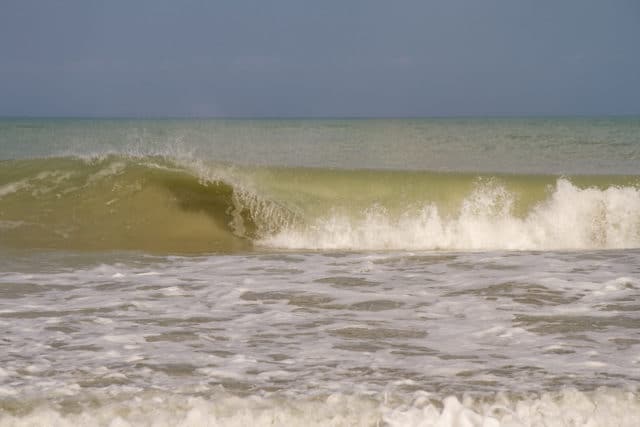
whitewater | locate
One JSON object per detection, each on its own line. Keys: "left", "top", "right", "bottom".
{"left": 1, "top": 117, "right": 639, "bottom": 426}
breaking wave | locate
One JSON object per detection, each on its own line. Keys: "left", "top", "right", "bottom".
{"left": 1, "top": 155, "right": 639, "bottom": 252}
{"left": 1, "top": 388, "right": 638, "bottom": 427}
{"left": 264, "top": 178, "right": 640, "bottom": 251}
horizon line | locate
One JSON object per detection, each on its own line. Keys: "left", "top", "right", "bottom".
{"left": 1, "top": 113, "right": 639, "bottom": 120}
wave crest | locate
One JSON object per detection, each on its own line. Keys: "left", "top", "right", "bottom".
{"left": 262, "top": 179, "right": 640, "bottom": 251}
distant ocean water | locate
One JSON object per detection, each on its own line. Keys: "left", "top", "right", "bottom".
{"left": 1, "top": 118, "right": 639, "bottom": 426}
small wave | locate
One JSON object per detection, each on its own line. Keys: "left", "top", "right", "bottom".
{"left": 0, "top": 388, "right": 638, "bottom": 427}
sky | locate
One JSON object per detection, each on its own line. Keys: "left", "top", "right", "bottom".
{"left": 1, "top": 0, "right": 639, "bottom": 117}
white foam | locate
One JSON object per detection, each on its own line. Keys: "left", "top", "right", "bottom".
{"left": 160, "top": 286, "right": 186, "bottom": 296}
{"left": 103, "top": 335, "right": 145, "bottom": 344}
{"left": 0, "top": 179, "right": 30, "bottom": 198}
{"left": 1, "top": 389, "right": 638, "bottom": 427}
{"left": 263, "top": 179, "right": 640, "bottom": 251}
{"left": 383, "top": 388, "right": 640, "bottom": 427}
{"left": 0, "top": 220, "right": 24, "bottom": 230}
{"left": 2, "top": 250, "right": 638, "bottom": 419}
{"left": 86, "top": 161, "right": 126, "bottom": 184}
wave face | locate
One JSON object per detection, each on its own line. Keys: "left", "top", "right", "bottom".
{"left": 0, "top": 156, "right": 291, "bottom": 253}
{"left": 1, "top": 155, "right": 639, "bottom": 252}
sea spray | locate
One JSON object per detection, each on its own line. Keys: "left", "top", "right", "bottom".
{"left": 262, "top": 178, "right": 640, "bottom": 251}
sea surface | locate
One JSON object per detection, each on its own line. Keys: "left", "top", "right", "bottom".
{"left": 1, "top": 117, "right": 640, "bottom": 426}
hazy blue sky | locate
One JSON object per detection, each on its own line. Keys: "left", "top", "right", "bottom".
{"left": 1, "top": 0, "right": 639, "bottom": 117}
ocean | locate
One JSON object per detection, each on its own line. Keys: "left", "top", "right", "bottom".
{"left": 1, "top": 117, "right": 639, "bottom": 426}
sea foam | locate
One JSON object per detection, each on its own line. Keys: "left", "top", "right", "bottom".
{"left": 1, "top": 389, "right": 638, "bottom": 427}
{"left": 263, "top": 179, "right": 640, "bottom": 251}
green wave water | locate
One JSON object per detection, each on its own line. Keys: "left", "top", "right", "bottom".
{"left": 1, "top": 155, "right": 639, "bottom": 253}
